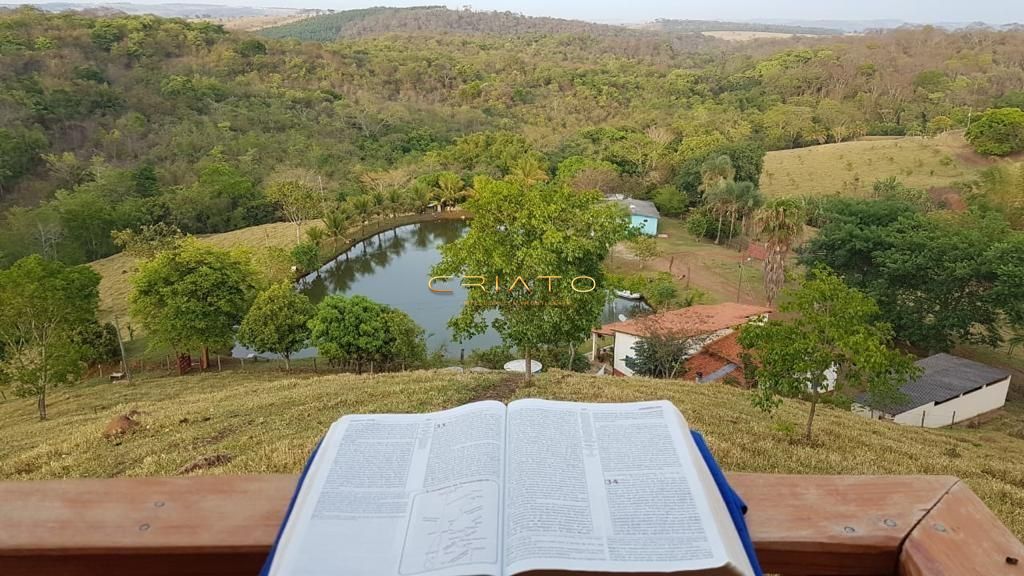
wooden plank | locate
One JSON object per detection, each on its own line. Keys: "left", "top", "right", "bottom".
{"left": 729, "top": 473, "right": 957, "bottom": 575}
{"left": 0, "top": 473, "right": 974, "bottom": 576}
{"left": 899, "top": 481, "right": 1024, "bottom": 576}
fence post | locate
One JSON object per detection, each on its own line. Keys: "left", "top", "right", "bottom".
{"left": 313, "top": 357, "right": 317, "bottom": 372}
{"left": 921, "top": 411, "right": 926, "bottom": 427}
{"left": 217, "top": 355, "right": 222, "bottom": 372}
{"left": 951, "top": 411, "right": 956, "bottom": 426}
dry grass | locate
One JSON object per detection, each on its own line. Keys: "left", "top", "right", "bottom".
{"left": 89, "top": 220, "right": 318, "bottom": 324}
{"left": 759, "top": 132, "right": 998, "bottom": 198}
{"left": 2, "top": 369, "right": 1022, "bottom": 539}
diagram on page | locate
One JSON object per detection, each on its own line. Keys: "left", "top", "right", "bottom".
{"left": 399, "top": 479, "right": 499, "bottom": 574}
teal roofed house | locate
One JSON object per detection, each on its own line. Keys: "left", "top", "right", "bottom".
{"left": 613, "top": 198, "right": 660, "bottom": 236}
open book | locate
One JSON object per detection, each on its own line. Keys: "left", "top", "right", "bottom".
{"left": 265, "top": 400, "right": 756, "bottom": 576}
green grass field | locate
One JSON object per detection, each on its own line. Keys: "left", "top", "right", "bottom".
{"left": 2, "top": 369, "right": 1022, "bottom": 539}
{"left": 759, "top": 132, "right": 996, "bottom": 198}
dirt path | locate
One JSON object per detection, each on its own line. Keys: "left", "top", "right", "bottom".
{"left": 611, "top": 243, "right": 768, "bottom": 306}
{"left": 469, "top": 374, "right": 522, "bottom": 403}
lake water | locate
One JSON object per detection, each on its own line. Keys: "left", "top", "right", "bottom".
{"left": 235, "top": 219, "right": 647, "bottom": 359}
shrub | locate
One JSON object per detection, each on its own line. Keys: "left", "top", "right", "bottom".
{"left": 966, "top": 108, "right": 1024, "bottom": 156}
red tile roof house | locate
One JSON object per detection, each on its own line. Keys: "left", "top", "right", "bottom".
{"left": 591, "top": 303, "right": 771, "bottom": 380}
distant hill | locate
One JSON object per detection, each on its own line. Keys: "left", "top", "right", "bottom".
{"left": 0, "top": 2, "right": 300, "bottom": 18}
{"left": 644, "top": 19, "right": 843, "bottom": 36}
{"left": 259, "top": 6, "right": 638, "bottom": 42}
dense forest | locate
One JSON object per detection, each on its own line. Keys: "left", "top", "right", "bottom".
{"left": 2, "top": 6, "right": 1024, "bottom": 267}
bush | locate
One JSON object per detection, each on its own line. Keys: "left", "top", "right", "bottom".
{"left": 291, "top": 241, "right": 321, "bottom": 274}
{"left": 686, "top": 206, "right": 737, "bottom": 241}
{"left": 533, "top": 345, "right": 589, "bottom": 372}
{"left": 652, "top": 186, "right": 687, "bottom": 216}
{"left": 467, "top": 345, "right": 515, "bottom": 369}
{"left": 966, "top": 108, "right": 1024, "bottom": 156}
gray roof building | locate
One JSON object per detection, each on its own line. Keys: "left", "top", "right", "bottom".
{"left": 610, "top": 198, "right": 660, "bottom": 219}
{"left": 857, "top": 353, "right": 1011, "bottom": 415}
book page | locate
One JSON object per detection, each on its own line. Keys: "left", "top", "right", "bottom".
{"left": 503, "top": 399, "right": 735, "bottom": 575}
{"left": 269, "top": 400, "right": 506, "bottom": 576}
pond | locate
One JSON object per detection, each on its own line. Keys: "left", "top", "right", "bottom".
{"left": 235, "top": 219, "right": 647, "bottom": 359}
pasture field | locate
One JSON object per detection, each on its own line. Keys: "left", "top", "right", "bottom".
{"left": 759, "top": 132, "right": 994, "bottom": 198}
{"left": 1, "top": 368, "right": 1022, "bottom": 539}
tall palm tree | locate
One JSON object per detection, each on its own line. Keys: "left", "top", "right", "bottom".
{"left": 732, "top": 182, "right": 765, "bottom": 237}
{"left": 699, "top": 154, "right": 735, "bottom": 195}
{"left": 704, "top": 184, "right": 732, "bottom": 244}
{"left": 508, "top": 156, "right": 550, "bottom": 186}
{"left": 754, "top": 197, "right": 805, "bottom": 307}
{"left": 323, "top": 206, "right": 353, "bottom": 252}
{"left": 432, "top": 172, "right": 466, "bottom": 212}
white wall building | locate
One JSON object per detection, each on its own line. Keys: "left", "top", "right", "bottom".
{"left": 592, "top": 303, "right": 772, "bottom": 377}
{"left": 854, "top": 353, "right": 1012, "bottom": 428}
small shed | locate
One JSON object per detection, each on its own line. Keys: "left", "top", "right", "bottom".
{"left": 611, "top": 198, "right": 660, "bottom": 236}
{"left": 854, "top": 353, "right": 1011, "bottom": 428}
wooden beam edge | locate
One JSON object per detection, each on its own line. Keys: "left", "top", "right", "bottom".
{"left": 898, "top": 481, "right": 1024, "bottom": 576}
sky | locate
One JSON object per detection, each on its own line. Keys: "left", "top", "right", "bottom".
{"left": 40, "top": 0, "right": 1024, "bottom": 24}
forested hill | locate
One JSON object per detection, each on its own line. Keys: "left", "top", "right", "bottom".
{"left": 644, "top": 19, "right": 844, "bottom": 36}
{"left": 2, "top": 6, "right": 1024, "bottom": 268}
{"left": 258, "top": 6, "right": 635, "bottom": 42}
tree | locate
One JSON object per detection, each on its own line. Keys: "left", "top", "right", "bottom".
{"left": 699, "top": 154, "right": 735, "bottom": 195}
{"left": 802, "top": 208, "right": 1024, "bottom": 352}
{"left": 309, "top": 295, "right": 426, "bottom": 372}
{"left": 323, "top": 206, "right": 354, "bottom": 251}
{"left": 624, "top": 335, "right": 690, "bottom": 379}
{"left": 0, "top": 127, "right": 47, "bottom": 200}
{"left": 627, "top": 235, "right": 661, "bottom": 269}
{"left": 754, "top": 197, "right": 804, "bottom": 306}
{"left": 431, "top": 172, "right": 468, "bottom": 212}
{"left": 652, "top": 185, "right": 687, "bottom": 217}
{"left": 238, "top": 282, "right": 314, "bottom": 370}
{"left": 0, "top": 256, "right": 100, "bottom": 420}
{"left": 433, "top": 177, "right": 629, "bottom": 380}
{"left": 265, "top": 176, "right": 320, "bottom": 244}
{"left": 738, "top": 267, "right": 918, "bottom": 441}
{"left": 130, "top": 239, "right": 259, "bottom": 371}
{"left": 291, "top": 241, "right": 321, "bottom": 275}
{"left": 966, "top": 108, "right": 1024, "bottom": 156}
{"left": 111, "top": 223, "right": 184, "bottom": 259}
{"left": 622, "top": 322, "right": 698, "bottom": 379}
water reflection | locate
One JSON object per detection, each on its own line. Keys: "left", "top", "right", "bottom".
{"left": 235, "top": 219, "right": 648, "bottom": 359}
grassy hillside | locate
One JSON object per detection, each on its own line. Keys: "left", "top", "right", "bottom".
{"left": 89, "top": 220, "right": 314, "bottom": 324}
{"left": 1, "top": 369, "right": 1022, "bottom": 538}
{"left": 759, "top": 133, "right": 993, "bottom": 198}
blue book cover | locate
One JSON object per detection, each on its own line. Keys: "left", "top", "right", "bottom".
{"left": 262, "top": 402, "right": 763, "bottom": 576}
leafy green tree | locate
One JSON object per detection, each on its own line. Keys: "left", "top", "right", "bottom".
{"left": 111, "top": 223, "right": 185, "bottom": 259}
{"left": 0, "top": 256, "right": 100, "bottom": 420}
{"left": 433, "top": 177, "right": 629, "bottom": 380}
{"left": 804, "top": 208, "right": 1024, "bottom": 352}
{"left": 130, "top": 239, "right": 259, "bottom": 371}
{"left": 627, "top": 235, "right": 660, "bottom": 269}
{"left": 738, "top": 267, "right": 918, "bottom": 441}
{"left": 238, "top": 282, "right": 314, "bottom": 370}
{"left": 754, "top": 197, "right": 804, "bottom": 306}
{"left": 309, "top": 295, "right": 426, "bottom": 372}
{"left": 652, "top": 185, "right": 686, "bottom": 217}
{"left": 966, "top": 108, "right": 1024, "bottom": 156}
{"left": 624, "top": 333, "right": 691, "bottom": 379}
{"left": 265, "top": 176, "right": 320, "bottom": 244}
{"left": 0, "top": 127, "right": 48, "bottom": 200}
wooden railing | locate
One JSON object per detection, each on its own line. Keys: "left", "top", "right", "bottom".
{"left": 1, "top": 473, "right": 1022, "bottom": 575}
